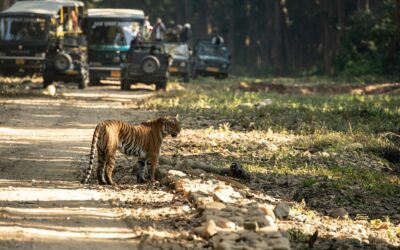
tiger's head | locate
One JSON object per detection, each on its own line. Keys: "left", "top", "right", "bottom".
{"left": 161, "top": 115, "right": 181, "bottom": 138}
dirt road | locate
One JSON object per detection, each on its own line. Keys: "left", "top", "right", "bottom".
{"left": 0, "top": 85, "right": 198, "bottom": 249}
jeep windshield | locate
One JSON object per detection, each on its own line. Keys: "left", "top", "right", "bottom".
{"left": 164, "top": 43, "right": 189, "bottom": 58}
{"left": 88, "top": 20, "right": 140, "bottom": 49}
{"left": 198, "top": 42, "right": 228, "bottom": 58}
{"left": 0, "top": 16, "right": 47, "bottom": 42}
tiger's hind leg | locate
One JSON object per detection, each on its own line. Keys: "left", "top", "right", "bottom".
{"left": 104, "top": 152, "right": 117, "bottom": 185}
{"left": 136, "top": 158, "right": 147, "bottom": 184}
{"left": 97, "top": 149, "right": 107, "bottom": 185}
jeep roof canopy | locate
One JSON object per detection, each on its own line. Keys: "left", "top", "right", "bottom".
{"left": 88, "top": 8, "right": 144, "bottom": 19}
{"left": 1, "top": 1, "right": 62, "bottom": 16}
{"left": 42, "top": 0, "right": 84, "bottom": 7}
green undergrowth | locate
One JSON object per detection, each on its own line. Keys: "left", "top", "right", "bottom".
{"left": 150, "top": 78, "right": 400, "bottom": 195}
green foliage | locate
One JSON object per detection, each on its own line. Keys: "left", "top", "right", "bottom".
{"left": 149, "top": 78, "right": 400, "bottom": 195}
{"left": 335, "top": 2, "right": 398, "bottom": 76}
{"left": 83, "top": 0, "right": 400, "bottom": 77}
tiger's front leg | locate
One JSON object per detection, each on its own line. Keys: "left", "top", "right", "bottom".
{"left": 149, "top": 153, "right": 159, "bottom": 182}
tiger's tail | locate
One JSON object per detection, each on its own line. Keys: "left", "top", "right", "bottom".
{"left": 81, "top": 123, "right": 102, "bottom": 184}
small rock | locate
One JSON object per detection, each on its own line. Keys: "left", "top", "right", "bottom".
{"left": 188, "top": 168, "right": 206, "bottom": 176}
{"left": 238, "top": 102, "right": 254, "bottom": 109}
{"left": 228, "top": 216, "right": 244, "bottom": 227}
{"left": 212, "top": 186, "right": 241, "bottom": 204}
{"left": 155, "top": 165, "right": 173, "bottom": 180}
{"left": 203, "top": 219, "right": 218, "bottom": 237}
{"left": 199, "top": 201, "right": 227, "bottom": 211}
{"left": 254, "top": 203, "right": 276, "bottom": 220}
{"left": 331, "top": 207, "right": 348, "bottom": 219}
{"left": 42, "top": 84, "right": 56, "bottom": 96}
{"left": 190, "top": 192, "right": 213, "bottom": 205}
{"left": 239, "top": 81, "right": 249, "bottom": 89}
{"left": 203, "top": 215, "right": 236, "bottom": 230}
{"left": 158, "top": 156, "right": 172, "bottom": 165}
{"left": 345, "top": 143, "right": 363, "bottom": 150}
{"left": 250, "top": 215, "right": 275, "bottom": 228}
{"left": 261, "top": 98, "right": 273, "bottom": 105}
{"left": 244, "top": 221, "right": 259, "bottom": 231}
{"left": 240, "top": 230, "right": 263, "bottom": 243}
{"left": 214, "top": 242, "right": 232, "bottom": 250}
{"left": 203, "top": 209, "right": 231, "bottom": 218}
{"left": 256, "top": 99, "right": 273, "bottom": 109}
{"left": 213, "top": 190, "right": 233, "bottom": 203}
{"left": 174, "top": 179, "right": 190, "bottom": 194}
{"left": 321, "top": 151, "right": 330, "bottom": 157}
{"left": 271, "top": 237, "right": 291, "bottom": 250}
{"left": 176, "top": 159, "right": 193, "bottom": 171}
{"left": 167, "top": 170, "right": 187, "bottom": 178}
{"left": 274, "top": 202, "right": 291, "bottom": 219}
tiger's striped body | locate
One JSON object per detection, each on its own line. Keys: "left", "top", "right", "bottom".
{"left": 81, "top": 116, "right": 181, "bottom": 185}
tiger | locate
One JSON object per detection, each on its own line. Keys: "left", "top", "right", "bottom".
{"left": 81, "top": 115, "right": 181, "bottom": 185}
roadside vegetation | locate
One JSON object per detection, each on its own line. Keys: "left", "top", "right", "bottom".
{"left": 145, "top": 77, "right": 400, "bottom": 246}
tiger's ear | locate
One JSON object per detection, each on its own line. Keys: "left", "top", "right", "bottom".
{"left": 175, "top": 114, "right": 180, "bottom": 120}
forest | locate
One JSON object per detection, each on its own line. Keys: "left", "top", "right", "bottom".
{"left": 1, "top": 0, "right": 399, "bottom": 77}
{"left": 89, "top": 0, "right": 400, "bottom": 77}
{"left": 0, "top": 1, "right": 399, "bottom": 249}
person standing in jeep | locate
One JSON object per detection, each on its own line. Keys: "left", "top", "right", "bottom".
{"left": 180, "top": 23, "right": 191, "bottom": 44}
{"left": 151, "top": 17, "right": 166, "bottom": 41}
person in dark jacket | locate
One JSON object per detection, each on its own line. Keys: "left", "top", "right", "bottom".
{"left": 180, "top": 23, "right": 191, "bottom": 43}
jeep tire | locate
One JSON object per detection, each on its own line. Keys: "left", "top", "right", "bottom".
{"left": 78, "top": 67, "right": 89, "bottom": 89}
{"left": 89, "top": 76, "right": 101, "bottom": 86}
{"left": 155, "top": 81, "right": 167, "bottom": 91}
{"left": 121, "top": 79, "right": 130, "bottom": 91}
{"left": 183, "top": 73, "right": 190, "bottom": 83}
{"left": 54, "top": 53, "right": 73, "bottom": 72}
{"left": 140, "top": 56, "right": 160, "bottom": 74}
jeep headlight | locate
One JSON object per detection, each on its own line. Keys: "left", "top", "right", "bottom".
{"left": 112, "top": 55, "right": 120, "bottom": 63}
{"left": 222, "top": 63, "right": 228, "bottom": 68}
{"left": 199, "top": 60, "right": 205, "bottom": 65}
{"left": 180, "top": 61, "right": 186, "bottom": 67}
{"left": 35, "top": 53, "right": 45, "bottom": 58}
{"left": 0, "top": 52, "right": 5, "bottom": 57}
{"left": 120, "top": 53, "right": 127, "bottom": 62}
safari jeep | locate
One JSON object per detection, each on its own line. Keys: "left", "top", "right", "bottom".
{"left": 164, "top": 42, "right": 190, "bottom": 82}
{"left": 42, "top": 0, "right": 88, "bottom": 89}
{"left": 86, "top": 8, "right": 145, "bottom": 85}
{"left": 192, "top": 39, "right": 231, "bottom": 79}
{"left": 0, "top": 1, "right": 88, "bottom": 88}
{"left": 121, "top": 40, "right": 169, "bottom": 91}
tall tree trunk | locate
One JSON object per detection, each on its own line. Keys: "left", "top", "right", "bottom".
{"left": 358, "top": 0, "right": 370, "bottom": 11}
{"left": 390, "top": 0, "right": 400, "bottom": 53}
{"left": 226, "top": 1, "right": 235, "bottom": 65}
{"left": 321, "top": 0, "right": 337, "bottom": 75}
{"left": 183, "top": 0, "right": 191, "bottom": 23}
{"left": 175, "top": 0, "right": 184, "bottom": 25}
{"left": 272, "top": 0, "right": 289, "bottom": 75}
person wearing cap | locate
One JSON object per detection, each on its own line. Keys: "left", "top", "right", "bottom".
{"left": 180, "top": 23, "right": 191, "bottom": 43}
